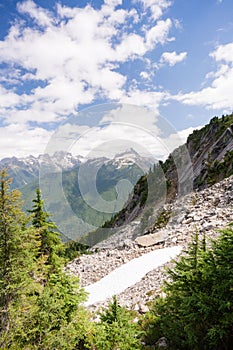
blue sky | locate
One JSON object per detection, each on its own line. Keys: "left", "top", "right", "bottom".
{"left": 0, "top": 0, "right": 233, "bottom": 159}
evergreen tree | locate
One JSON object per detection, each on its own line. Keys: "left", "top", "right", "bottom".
{"left": 0, "top": 173, "right": 93, "bottom": 349}
{"left": 27, "top": 272, "right": 93, "bottom": 349}
{"left": 94, "top": 296, "right": 142, "bottom": 350}
{"left": 26, "top": 189, "right": 94, "bottom": 349}
{"left": 29, "top": 188, "right": 64, "bottom": 270}
{"left": 0, "top": 169, "right": 39, "bottom": 347}
{"left": 143, "top": 227, "right": 233, "bottom": 350}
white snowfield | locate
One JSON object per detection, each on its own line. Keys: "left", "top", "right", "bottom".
{"left": 84, "top": 245, "right": 182, "bottom": 306}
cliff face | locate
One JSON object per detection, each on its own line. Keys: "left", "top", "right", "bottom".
{"left": 95, "top": 114, "right": 233, "bottom": 236}
{"left": 187, "top": 117, "right": 233, "bottom": 188}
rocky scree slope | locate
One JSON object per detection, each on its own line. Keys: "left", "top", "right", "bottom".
{"left": 66, "top": 175, "right": 233, "bottom": 311}
{"left": 85, "top": 114, "right": 233, "bottom": 247}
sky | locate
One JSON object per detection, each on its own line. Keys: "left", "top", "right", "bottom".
{"left": 0, "top": 0, "right": 233, "bottom": 160}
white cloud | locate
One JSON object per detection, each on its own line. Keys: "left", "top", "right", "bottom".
{"left": 17, "top": 0, "right": 54, "bottom": 27}
{"left": 140, "top": 0, "right": 172, "bottom": 21}
{"left": 67, "top": 123, "right": 173, "bottom": 160}
{"left": 146, "top": 19, "right": 173, "bottom": 48}
{"left": 99, "top": 104, "right": 160, "bottom": 133}
{"left": 0, "top": 0, "right": 182, "bottom": 159}
{"left": 0, "top": 85, "right": 20, "bottom": 109}
{"left": 168, "top": 126, "right": 200, "bottom": 147}
{"left": 174, "top": 42, "right": 233, "bottom": 111}
{"left": 104, "top": 0, "right": 122, "bottom": 7}
{"left": 5, "top": 101, "right": 194, "bottom": 169}
{"left": 140, "top": 71, "right": 150, "bottom": 79}
{"left": 160, "top": 51, "right": 187, "bottom": 66}
{"left": 62, "top": 120, "right": 194, "bottom": 161}
{"left": 0, "top": 0, "right": 174, "bottom": 132}
{"left": 210, "top": 42, "right": 233, "bottom": 63}
{"left": 121, "top": 89, "right": 167, "bottom": 112}
{"left": 0, "top": 124, "right": 52, "bottom": 159}
{"left": 45, "top": 104, "right": 190, "bottom": 162}
{"left": 115, "top": 33, "right": 147, "bottom": 60}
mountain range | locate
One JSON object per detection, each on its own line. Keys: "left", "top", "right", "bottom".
{"left": 0, "top": 151, "right": 83, "bottom": 189}
{"left": 2, "top": 114, "right": 233, "bottom": 246}
{"left": 0, "top": 148, "right": 155, "bottom": 241}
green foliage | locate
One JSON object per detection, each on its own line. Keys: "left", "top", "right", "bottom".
{"left": 94, "top": 296, "right": 142, "bottom": 350}
{"left": 140, "top": 207, "right": 171, "bottom": 235}
{"left": 137, "top": 175, "right": 148, "bottom": 206}
{"left": 143, "top": 226, "right": 233, "bottom": 349}
{"left": 25, "top": 272, "right": 93, "bottom": 350}
{"left": 188, "top": 113, "right": 233, "bottom": 152}
{"left": 196, "top": 149, "right": 233, "bottom": 188}
{"left": 29, "top": 188, "right": 64, "bottom": 271}
{"left": 0, "top": 171, "right": 94, "bottom": 349}
{"left": 206, "top": 150, "right": 233, "bottom": 186}
{"left": 0, "top": 169, "right": 39, "bottom": 347}
{"left": 63, "top": 240, "right": 90, "bottom": 261}
{"left": 152, "top": 209, "right": 171, "bottom": 230}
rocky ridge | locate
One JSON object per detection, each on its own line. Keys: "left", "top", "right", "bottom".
{"left": 66, "top": 175, "right": 233, "bottom": 311}
{"left": 0, "top": 151, "right": 83, "bottom": 188}
{"left": 92, "top": 116, "right": 233, "bottom": 239}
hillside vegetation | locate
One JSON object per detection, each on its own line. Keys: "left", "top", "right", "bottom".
{"left": 142, "top": 226, "right": 233, "bottom": 349}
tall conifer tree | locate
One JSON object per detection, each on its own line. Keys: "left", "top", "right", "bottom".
{"left": 0, "top": 169, "right": 39, "bottom": 347}
{"left": 29, "top": 188, "right": 64, "bottom": 270}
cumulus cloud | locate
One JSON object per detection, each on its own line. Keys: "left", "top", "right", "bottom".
{"left": 0, "top": 0, "right": 174, "bottom": 131}
{"left": 210, "top": 42, "right": 233, "bottom": 63}
{"left": 121, "top": 89, "right": 167, "bottom": 112}
{"left": 44, "top": 104, "right": 190, "bottom": 162}
{"left": 0, "top": 0, "right": 214, "bottom": 167}
{"left": 140, "top": 0, "right": 172, "bottom": 21}
{"left": 0, "top": 124, "right": 52, "bottom": 159}
{"left": 17, "top": 0, "right": 54, "bottom": 27}
{"left": 146, "top": 19, "right": 173, "bottom": 48}
{"left": 104, "top": 0, "right": 123, "bottom": 7}
{"left": 62, "top": 120, "right": 195, "bottom": 161}
{"left": 174, "top": 42, "right": 233, "bottom": 111}
{"left": 160, "top": 51, "right": 187, "bottom": 66}
{"left": 62, "top": 121, "right": 187, "bottom": 160}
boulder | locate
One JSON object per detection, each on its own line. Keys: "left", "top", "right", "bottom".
{"left": 135, "top": 231, "right": 167, "bottom": 247}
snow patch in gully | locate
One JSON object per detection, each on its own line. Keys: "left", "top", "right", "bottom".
{"left": 85, "top": 245, "right": 182, "bottom": 306}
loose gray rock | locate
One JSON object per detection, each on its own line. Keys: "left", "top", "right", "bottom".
{"left": 66, "top": 175, "right": 233, "bottom": 312}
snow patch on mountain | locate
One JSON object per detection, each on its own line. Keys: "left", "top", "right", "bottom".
{"left": 84, "top": 246, "right": 182, "bottom": 306}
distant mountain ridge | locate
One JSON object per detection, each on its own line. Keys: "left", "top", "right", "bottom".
{"left": 0, "top": 151, "right": 83, "bottom": 188}
{"left": 0, "top": 149, "right": 154, "bottom": 189}
{"left": 1, "top": 148, "right": 155, "bottom": 241}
